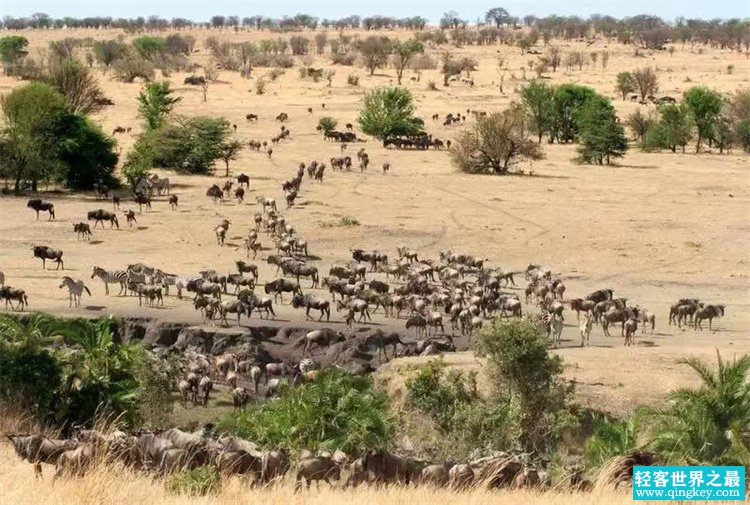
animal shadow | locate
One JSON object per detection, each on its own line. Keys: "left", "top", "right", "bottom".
{"left": 88, "top": 240, "right": 104, "bottom": 245}
{"left": 83, "top": 305, "right": 106, "bottom": 311}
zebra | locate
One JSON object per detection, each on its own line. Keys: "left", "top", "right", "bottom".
{"left": 298, "top": 358, "right": 318, "bottom": 374}
{"left": 91, "top": 267, "right": 127, "bottom": 296}
{"left": 59, "top": 276, "right": 91, "bottom": 307}
{"left": 126, "top": 271, "right": 149, "bottom": 295}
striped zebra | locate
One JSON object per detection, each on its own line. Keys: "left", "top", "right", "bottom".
{"left": 126, "top": 271, "right": 149, "bottom": 295}
{"left": 59, "top": 276, "right": 91, "bottom": 307}
{"left": 298, "top": 358, "right": 318, "bottom": 374}
{"left": 91, "top": 267, "right": 127, "bottom": 296}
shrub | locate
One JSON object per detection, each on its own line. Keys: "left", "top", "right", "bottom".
{"left": 427, "top": 80, "right": 438, "bottom": 91}
{"left": 53, "top": 114, "right": 119, "bottom": 190}
{"left": 451, "top": 106, "right": 544, "bottom": 174}
{"left": 267, "top": 67, "right": 285, "bottom": 81}
{"left": 683, "top": 86, "right": 725, "bottom": 152}
{"left": 219, "top": 368, "right": 392, "bottom": 453}
{"left": 584, "top": 415, "right": 640, "bottom": 470}
{"left": 0, "top": 338, "right": 62, "bottom": 418}
{"left": 626, "top": 109, "right": 656, "bottom": 144}
{"left": 318, "top": 116, "right": 338, "bottom": 132}
{"left": 331, "top": 52, "right": 356, "bottom": 66}
{"left": 633, "top": 67, "right": 658, "bottom": 100}
{"left": 112, "top": 56, "right": 155, "bottom": 82}
{"left": 289, "top": 35, "right": 310, "bottom": 55}
{"left": 0, "top": 36, "right": 29, "bottom": 69}
{"left": 132, "top": 35, "right": 166, "bottom": 60}
{"left": 615, "top": 71, "right": 636, "bottom": 100}
{"left": 550, "top": 84, "right": 599, "bottom": 143}
{"left": 92, "top": 39, "right": 128, "bottom": 69}
{"left": 148, "top": 116, "right": 233, "bottom": 175}
{"left": 255, "top": 77, "right": 267, "bottom": 95}
{"left": 164, "top": 34, "right": 194, "bottom": 56}
{"left": 409, "top": 53, "right": 437, "bottom": 70}
{"left": 475, "top": 318, "right": 574, "bottom": 455}
{"left": 346, "top": 74, "right": 360, "bottom": 86}
{"left": 358, "top": 86, "right": 424, "bottom": 140}
{"left": 165, "top": 466, "right": 221, "bottom": 496}
{"left": 643, "top": 102, "right": 693, "bottom": 153}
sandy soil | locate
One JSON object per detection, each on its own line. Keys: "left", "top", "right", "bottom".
{"left": 0, "top": 29, "right": 748, "bottom": 415}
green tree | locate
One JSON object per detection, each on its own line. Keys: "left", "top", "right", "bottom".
{"left": 51, "top": 113, "right": 119, "bottom": 190}
{"left": 43, "top": 58, "right": 108, "bottom": 115}
{"left": 576, "top": 96, "right": 629, "bottom": 165}
{"left": 521, "top": 80, "right": 554, "bottom": 143}
{"left": 0, "top": 83, "right": 69, "bottom": 191}
{"left": 357, "top": 35, "right": 391, "bottom": 75}
{"left": 451, "top": 106, "right": 544, "bottom": 175}
{"left": 683, "top": 86, "right": 725, "bottom": 152}
{"left": 358, "top": 86, "right": 424, "bottom": 141}
{"left": 137, "top": 81, "right": 181, "bottom": 131}
{"left": 219, "top": 368, "right": 393, "bottom": 454}
{"left": 391, "top": 39, "right": 424, "bottom": 84}
{"left": 728, "top": 89, "right": 750, "bottom": 152}
{"left": 92, "top": 39, "right": 128, "bottom": 69}
{"left": 475, "top": 318, "right": 574, "bottom": 455}
{"left": 0, "top": 36, "right": 29, "bottom": 70}
{"left": 615, "top": 71, "right": 636, "bottom": 100}
{"left": 644, "top": 102, "right": 693, "bottom": 153}
{"left": 550, "top": 84, "right": 598, "bottom": 143}
{"left": 645, "top": 352, "right": 750, "bottom": 466}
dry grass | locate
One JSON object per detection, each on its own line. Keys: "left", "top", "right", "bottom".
{"left": 0, "top": 443, "right": 636, "bottom": 505}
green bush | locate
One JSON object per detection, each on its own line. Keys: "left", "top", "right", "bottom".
{"left": 52, "top": 113, "right": 119, "bottom": 190}
{"left": 92, "top": 39, "right": 128, "bottom": 68}
{"left": 132, "top": 36, "right": 166, "bottom": 60}
{"left": 166, "top": 466, "right": 221, "bottom": 496}
{"left": 0, "top": 340, "right": 62, "bottom": 418}
{"left": 358, "top": 86, "right": 424, "bottom": 141}
{"left": 575, "top": 95, "right": 628, "bottom": 165}
{"left": 550, "top": 84, "right": 598, "bottom": 143}
{"left": 475, "top": 318, "right": 575, "bottom": 455}
{"left": 112, "top": 56, "right": 155, "bottom": 83}
{"left": 584, "top": 415, "right": 640, "bottom": 469}
{"left": 0, "top": 36, "right": 29, "bottom": 68}
{"left": 219, "top": 368, "right": 392, "bottom": 454}
{"left": 137, "top": 81, "right": 181, "bottom": 131}
{"left": 318, "top": 116, "right": 338, "bottom": 133}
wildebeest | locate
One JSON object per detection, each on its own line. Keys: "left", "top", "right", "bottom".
{"left": 0, "top": 286, "right": 29, "bottom": 311}
{"left": 27, "top": 199, "right": 55, "bottom": 220}
{"left": 87, "top": 209, "right": 119, "bottom": 229}
{"left": 32, "top": 246, "right": 64, "bottom": 270}
{"left": 291, "top": 294, "right": 331, "bottom": 322}
{"left": 73, "top": 222, "right": 93, "bottom": 240}
{"left": 294, "top": 328, "right": 345, "bottom": 355}
{"left": 694, "top": 304, "right": 725, "bottom": 331}
{"left": 361, "top": 449, "right": 422, "bottom": 485}
{"left": 6, "top": 434, "right": 77, "bottom": 477}
{"left": 295, "top": 456, "right": 341, "bottom": 491}
{"left": 365, "top": 330, "right": 407, "bottom": 361}
{"left": 264, "top": 278, "right": 302, "bottom": 303}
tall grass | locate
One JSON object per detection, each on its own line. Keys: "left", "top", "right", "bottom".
{"left": 0, "top": 442, "right": 634, "bottom": 505}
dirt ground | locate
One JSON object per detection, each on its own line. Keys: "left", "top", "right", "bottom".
{"left": 0, "top": 29, "right": 748, "bottom": 416}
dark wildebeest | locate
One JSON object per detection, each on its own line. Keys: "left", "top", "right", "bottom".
{"left": 586, "top": 288, "right": 614, "bottom": 304}
{"left": 27, "top": 199, "right": 55, "bottom": 220}
{"left": 361, "top": 449, "right": 423, "bottom": 485}
{"left": 87, "top": 209, "right": 120, "bottom": 229}
{"left": 365, "top": 330, "right": 408, "bottom": 361}
{"left": 0, "top": 286, "right": 29, "bottom": 311}
{"left": 32, "top": 246, "right": 64, "bottom": 270}
{"left": 264, "top": 278, "right": 302, "bottom": 303}
{"left": 291, "top": 294, "right": 331, "bottom": 322}
{"left": 236, "top": 173, "right": 250, "bottom": 188}
{"left": 694, "top": 304, "right": 725, "bottom": 331}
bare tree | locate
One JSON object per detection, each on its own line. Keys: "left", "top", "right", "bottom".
{"left": 357, "top": 36, "right": 391, "bottom": 75}
{"left": 220, "top": 140, "right": 244, "bottom": 177}
{"left": 546, "top": 46, "right": 561, "bottom": 72}
{"left": 391, "top": 39, "right": 424, "bottom": 84}
{"left": 633, "top": 67, "right": 658, "bottom": 100}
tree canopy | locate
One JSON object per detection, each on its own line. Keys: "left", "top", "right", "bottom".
{"left": 358, "top": 86, "right": 424, "bottom": 141}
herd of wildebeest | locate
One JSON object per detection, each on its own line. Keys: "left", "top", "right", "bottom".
{"left": 7, "top": 421, "right": 652, "bottom": 491}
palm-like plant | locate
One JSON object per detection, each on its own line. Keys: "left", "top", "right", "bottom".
{"left": 645, "top": 352, "right": 750, "bottom": 465}
{"left": 0, "top": 313, "right": 62, "bottom": 347}
{"left": 584, "top": 414, "right": 641, "bottom": 469}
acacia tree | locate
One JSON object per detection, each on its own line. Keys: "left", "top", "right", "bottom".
{"left": 546, "top": 46, "right": 561, "bottom": 72}
{"left": 644, "top": 103, "right": 693, "bottom": 153}
{"left": 43, "top": 58, "right": 108, "bottom": 115}
{"left": 0, "top": 36, "right": 28, "bottom": 71}
{"left": 219, "top": 139, "right": 243, "bottom": 177}
{"left": 391, "top": 39, "right": 424, "bottom": 85}
{"left": 521, "top": 80, "right": 554, "bottom": 143}
{"left": 358, "top": 36, "right": 391, "bottom": 75}
{"left": 633, "top": 67, "right": 658, "bottom": 101}
{"left": 485, "top": 7, "right": 511, "bottom": 27}
{"left": 450, "top": 106, "right": 544, "bottom": 174}
{"left": 626, "top": 109, "right": 656, "bottom": 144}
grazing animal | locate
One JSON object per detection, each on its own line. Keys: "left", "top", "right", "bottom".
{"left": 365, "top": 330, "right": 407, "bottom": 361}
{"left": 91, "top": 267, "right": 127, "bottom": 295}
{"left": 27, "top": 199, "right": 55, "bottom": 220}
{"left": 264, "top": 278, "right": 302, "bottom": 303}
{"left": 291, "top": 294, "right": 331, "bottom": 322}
{"left": 0, "top": 286, "right": 29, "bottom": 311}
{"left": 87, "top": 209, "right": 119, "bottom": 229}
{"left": 236, "top": 173, "right": 250, "bottom": 188}
{"left": 168, "top": 195, "right": 178, "bottom": 210}
{"left": 295, "top": 328, "right": 345, "bottom": 356}
{"left": 624, "top": 317, "right": 638, "bottom": 346}
{"left": 59, "top": 277, "right": 91, "bottom": 307}
{"left": 198, "top": 377, "right": 213, "bottom": 407}
{"left": 73, "top": 222, "right": 92, "bottom": 240}
{"left": 134, "top": 193, "right": 151, "bottom": 212}
{"left": 295, "top": 456, "right": 341, "bottom": 492}
{"left": 32, "top": 246, "right": 64, "bottom": 270}
{"left": 694, "top": 305, "right": 725, "bottom": 331}
{"left": 124, "top": 210, "right": 137, "bottom": 227}
{"left": 112, "top": 196, "right": 120, "bottom": 210}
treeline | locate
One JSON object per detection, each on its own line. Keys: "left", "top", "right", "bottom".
{"left": 1, "top": 11, "right": 748, "bottom": 50}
